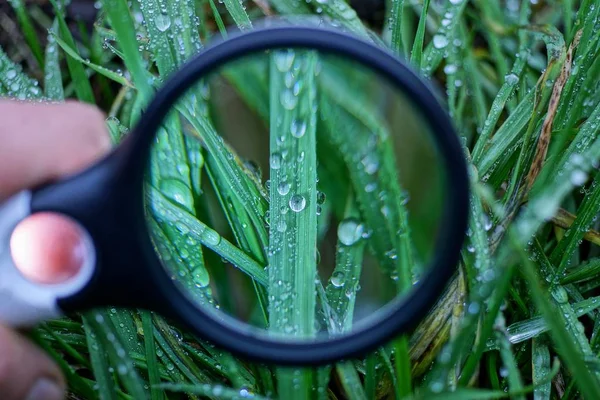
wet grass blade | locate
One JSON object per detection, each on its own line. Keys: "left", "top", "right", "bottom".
{"left": 82, "top": 315, "right": 119, "bottom": 400}
{"left": 268, "top": 50, "right": 318, "bottom": 398}
{"left": 410, "top": 0, "right": 429, "bottom": 68}
{"left": 336, "top": 362, "right": 367, "bottom": 400}
{"left": 49, "top": 0, "right": 95, "bottom": 103}
{"left": 142, "top": 312, "right": 164, "bottom": 400}
{"left": 44, "top": 20, "right": 64, "bottom": 100}
{"left": 532, "top": 339, "right": 551, "bottom": 400}
{"left": 0, "top": 47, "right": 42, "bottom": 99}
{"left": 8, "top": 0, "right": 44, "bottom": 68}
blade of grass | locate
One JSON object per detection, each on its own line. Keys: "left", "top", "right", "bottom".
{"left": 8, "top": 0, "right": 44, "bottom": 68}
{"left": 410, "top": 0, "right": 430, "bottom": 68}
{"left": 49, "top": 0, "right": 95, "bottom": 103}
{"left": 142, "top": 312, "right": 164, "bottom": 400}
{"left": 532, "top": 339, "right": 552, "bottom": 400}
{"left": 44, "top": 20, "right": 64, "bottom": 100}
{"left": 268, "top": 49, "right": 318, "bottom": 398}
{"left": 82, "top": 314, "right": 120, "bottom": 400}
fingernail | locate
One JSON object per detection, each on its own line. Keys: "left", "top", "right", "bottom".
{"left": 26, "top": 378, "right": 64, "bottom": 400}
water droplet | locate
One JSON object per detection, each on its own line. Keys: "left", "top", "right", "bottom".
{"left": 337, "top": 218, "right": 364, "bottom": 246}
{"left": 289, "top": 194, "right": 306, "bottom": 212}
{"left": 290, "top": 119, "right": 307, "bottom": 138}
{"left": 505, "top": 73, "right": 519, "bottom": 85}
{"left": 276, "top": 220, "right": 287, "bottom": 233}
{"left": 570, "top": 169, "right": 588, "bottom": 186}
{"left": 274, "top": 50, "right": 295, "bottom": 72}
{"left": 444, "top": 64, "right": 457, "bottom": 74}
{"left": 432, "top": 34, "right": 449, "bottom": 49}
{"left": 155, "top": 14, "right": 171, "bottom": 32}
{"left": 280, "top": 90, "right": 298, "bottom": 110}
{"left": 277, "top": 181, "right": 291, "bottom": 196}
{"left": 270, "top": 153, "right": 282, "bottom": 170}
{"left": 361, "top": 153, "right": 380, "bottom": 175}
{"left": 317, "top": 191, "right": 326, "bottom": 204}
{"left": 330, "top": 271, "right": 345, "bottom": 287}
{"left": 6, "top": 70, "right": 17, "bottom": 79}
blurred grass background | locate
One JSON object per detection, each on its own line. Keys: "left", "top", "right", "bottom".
{"left": 2, "top": 0, "right": 600, "bottom": 399}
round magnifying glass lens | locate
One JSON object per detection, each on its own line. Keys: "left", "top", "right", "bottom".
{"left": 145, "top": 46, "right": 447, "bottom": 342}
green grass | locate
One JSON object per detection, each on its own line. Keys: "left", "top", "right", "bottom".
{"left": 3, "top": 0, "right": 600, "bottom": 399}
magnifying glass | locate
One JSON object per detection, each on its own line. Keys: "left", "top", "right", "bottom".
{"left": 0, "top": 21, "right": 468, "bottom": 365}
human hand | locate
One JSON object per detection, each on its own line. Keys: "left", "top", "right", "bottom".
{"left": 0, "top": 100, "right": 110, "bottom": 400}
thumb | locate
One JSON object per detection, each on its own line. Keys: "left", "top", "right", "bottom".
{"left": 0, "top": 325, "right": 65, "bottom": 400}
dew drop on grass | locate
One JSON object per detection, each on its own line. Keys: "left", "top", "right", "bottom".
{"left": 361, "top": 153, "right": 380, "bottom": 174}
{"left": 317, "top": 191, "right": 326, "bottom": 204}
{"left": 277, "top": 181, "right": 291, "bottom": 195}
{"left": 274, "top": 50, "right": 295, "bottom": 72}
{"left": 270, "top": 153, "right": 282, "bottom": 170}
{"left": 290, "top": 119, "right": 307, "bottom": 138}
{"left": 505, "top": 73, "right": 519, "bottom": 85}
{"left": 331, "top": 271, "right": 345, "bottom": 287}
{"left": 337, "top": 218, "right": 364, "bottom": 246}
{"left": 280, "top": 89, "right": 299, "bottom": 110}
{"left": 289, "top": 194, "right": 306, "bottom": 212}
{"left": 155, "top": 13, "right": 171, "bottom": 32}
{"left": 443, "top": 64, "right": 457, "bottom": 74}
{"left": 570, "top": 169, "right": 588, "bottom": 186}
{"left": 432, "top": 34, "right": 449, "bottom": 49}
{"left": 276, "top": 220, "right": 287, "bottom": 233}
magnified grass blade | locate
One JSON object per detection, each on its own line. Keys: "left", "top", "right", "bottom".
{"left": 268, "top": 49, "right": 318, "bottom": 398}
{"left": 268, "top": 49, "right": 318, "bottom": 337}
{"left": 318, "top": 70, "right": 413, "bottom": 284}
{"left": 177, "top": 104, "right": 269, "bottom": 244}
{"left": 149, "top": 186, "right": 268, "bottom": 285}
{"left": 325, "top": 196, "right": 365, "bottom": 332}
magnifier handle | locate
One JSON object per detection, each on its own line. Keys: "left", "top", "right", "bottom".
{"left": 0, "top": 190, "right": 92, "bottom": 327}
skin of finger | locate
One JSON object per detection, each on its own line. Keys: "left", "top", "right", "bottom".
{"left": 0, "top": 325, "right": 65, "bottom": 400}
{"left": 0, "top": 100, "right": 111, "bottom": 201}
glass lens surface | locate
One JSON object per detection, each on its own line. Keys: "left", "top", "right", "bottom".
{"left": 145, "top": 48, "right": 446, "bottom": 342}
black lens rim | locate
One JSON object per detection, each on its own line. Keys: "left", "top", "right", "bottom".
{"left": 129, "top": 24, "right": 469, "bottom": 365}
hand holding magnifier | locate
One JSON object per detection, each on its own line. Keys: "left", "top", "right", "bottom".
{"left": 0, "top": 22, "right": 469, "bottom": 365}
